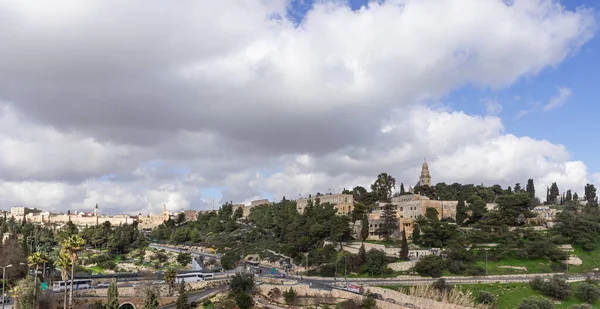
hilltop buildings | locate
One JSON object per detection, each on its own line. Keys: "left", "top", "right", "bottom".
{"left": 296, "top": 194, "right": 354, "bottom": 215}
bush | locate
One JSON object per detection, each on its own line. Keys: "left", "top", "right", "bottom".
{"left": 517, "top": 297, "right": 554, "bottom": 309}
{"left": 448, "top": 261, "right": 466, "bottom": 274}
{"left": 465, "top": 265, "right": 485, "bottom": 276}
{"left": 432, "top": 278, "right": 452, "bottom": 293}
{"left": 478, "top": 291, "right": 495, "bottom": 304}
{"left": 283, "top": 287, "right": 296, "bottom": 304}
{"left": 414, "top": 255, "right": 446, "bottom": 278}
{"left": 530, "top": 275, "right": 572, "bottom": 300}
{"left": 233, "top": 291, "right": 253, "bottom": 309}
{"left": 99, "top": 260, "right": 117, "bottom": 270}
{"left": 577, "top": 283, "right": 600, "bottom": 303}
{"left": 364, "top": 249, "right": 387, "bottom": 275}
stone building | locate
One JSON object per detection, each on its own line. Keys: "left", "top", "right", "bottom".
{"left": 296, "top": 193, "right": 354, "bottom": 215}
{"left": 232, "top": 199, "right": 272, "bottom": 218}
{"left": 21, "top": 204, "right": 136, "bottom": 227}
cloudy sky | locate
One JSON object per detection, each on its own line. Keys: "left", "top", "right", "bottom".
{"left": 0, "top": 0, "right": 598, "bottom": 215}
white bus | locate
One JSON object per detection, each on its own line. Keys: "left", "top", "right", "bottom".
{"left": 175, "top": 273, "right": 214, "bottom": 283}
{"left": 52, "top": 279, "right": 93, "bottom": 292}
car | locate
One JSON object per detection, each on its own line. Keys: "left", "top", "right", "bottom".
{"left": 0, "top": 297, "right": 10, "bottom": 304}
{"left": 132, "top": 283, "right": 145, "bottom": 287}
{"left": 97, "top": 282, "right": 111, "bottom": 288}
{"left": 274, "top": 273, "right": 286, "bottom": 278}
{"left": 152, "top": 280, "right": 165, "bottom": 285}
{"left": 371, "top": 293, "right": 383, "bottom": 300}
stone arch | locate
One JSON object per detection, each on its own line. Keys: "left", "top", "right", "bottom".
{"left": 118, "top": 303, "right": 136, "bottom": 309}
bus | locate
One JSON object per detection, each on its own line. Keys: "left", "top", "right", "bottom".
{"left": 175, "top": 273, "right": 214, "bottom": 283}
{"left": 52, "top": 279, "right": 93, "bottom": 292}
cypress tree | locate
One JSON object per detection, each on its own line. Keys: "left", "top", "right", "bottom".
{"left": 358, "top": 244, "right": 366, "bottom": 264}
{"left": 412, "top": 224, "right": 420, "bottom": 245}
{"left": 176, "top": 281, "right": 189, "bottom": 309}
{"left": 106, "top": 282, "right": 119, "bottom": 309}
{"left": 142, "top": 288, "right": 160, "bottom": 309}
{"left": 360, "top": 215, "right": 369, "bottom": 242}
{"left": 400, "top": 229, "right": 409, "bottom": 260}
{"left": 400, "top": 183, "right": 406, "bottom": 195}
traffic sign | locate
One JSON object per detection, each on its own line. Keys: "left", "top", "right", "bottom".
{"left": 271, "top": 268, "right": 275, "bottom": 274}
{"left": 41, "top": 282, "right": 48, "bottom": 291}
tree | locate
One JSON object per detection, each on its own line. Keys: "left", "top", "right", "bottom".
{"left": 141, "top": 288, "right": 160, "bottom": 309}
{"left": 432, "top": 278, "right": 452, "bottom": 293}
{"left": 283, "top": 287, "right": 296, "bottom": 304}
{"left": 376, "top": 204, "right": 397, "bottom": 241}
{"left": 364, "top": 249, "right": 387, "bottom": 276}
{"left": 399, "top": 229, "right": 409, "bottom": 260}
{"left": 358, "top": 244, "right": 366, "bottom": 264}
{"left": 177, "top": 252, "right": 192, "bottom": 267}
{"left": 55, "top": 252, "right": 71, "bottom": 309}
{"left": 361, "top": 294, "right": 378, "bottom": 309}
{"left": 566, "top": 190, "right": 573, "bottom": 202}
{"left": 517, "top": 297, "right": 554, "bottom": 309}
{"left": 229, "top": 273, "right": 255, "bottom": 294}
{"left": 233, "top": 291, "right": 253, "bottom": 309}
{"left": 574, "top": 192, "right": 579, "bottom": 201}
{"left": 400, "top": 183, "right": 406, "bottom": 195}
{"left": 164, "top": 268, "right": 177, "bottom": 296}
{"left": 233, "top": 207, "right": 244, "bottom": 220}
{"left": 577, "top": 283, "right": 600, "bottom": 303}
{"left": 62, "top": 234, "right": 85, "bottom": 309}
{"left": 585, "top": 184, "right": 598, "bottom": 207}
{"left": 12, "top": 277, "right": 36, "bottom": 309}
{"left": 514, "top": 183, "right": 522, "bottom": 193}
{"left": 176, "top": 281, "right": 189, "bottom": 309}
{"left": 27, "top": 251, "right": 48, "bottom": 307}
{"left": 414, "top": 255, "right": 445, "bottom": 278}
{"left": 425, "top": 207, "right": 439, "bottom": 222}
{"left": 360, "top": 215, "right": 369, "bottom": 242}
{"left": 220, "top": 251, "right": 239, "bottom": 270}
{"left": 496, "top": 193, "right": 534, "bottom": 226}
{"left": 106, "top": 282, "right": 119, "bottom": 309}
{"left": 526, "top": 179, "right": 536, "bottom": 200}
{"left": 371, "top": 173, "right": 396, "bottom": 202}
{"left": 549, "top": 182, "right": 560, "bottom": 204}
{"left": 455, "top": 193, "right": 467, "bottom": 225}
{"left": 412, "top": 224, "right": 420, "bottom": 244}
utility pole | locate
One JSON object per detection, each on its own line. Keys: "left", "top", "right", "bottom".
{"left": 1, "top": 264, "right": 12, "bottom": 309}
{"left": 485, "top": 249, "right": 488, "bottom": 276}
{"left": 344, "top": 254, "right": 348, "bottom": 288}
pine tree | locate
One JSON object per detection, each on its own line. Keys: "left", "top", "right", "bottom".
{"left": 574, "top": 192, "right": 579, "bottom": 201}
{"left": 376, "top": 204, "right": 398, "bottom": 241}
{"left": 455, "top": 193, "right": 467, "bottom": 225}
{"left": 400, "top": 183, "right": 406, "bottom": 195}
{"left": 514, "top": 183, "right": 522, "bottom": 193}
{"left": 546, "top": 187, "right": 550, "bottom": 204}
{"left": 176, "top": 281, "right": 189, "bottom": 309}
{"left": 142, "top": 288, "right": 160, "bottom": 309}
{"left": 412, "top": 224, "right": 420, "bottom": 244}
{"left": 106, "top": 282, "right": 119, "bottom": 309}
{"left": 585, "top": 184, "right": 598, "bottom": 207}
{"left": 360, "top": 215, "right": 369, "bottom": 242}
{"left": 400, "top": 229, "right": 409, "bottom": 260}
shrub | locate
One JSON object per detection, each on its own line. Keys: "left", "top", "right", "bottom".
{"left": 99, "top": 260, "right": 117, "bottom": 270}
{"left": 283, "top": 287, "right": 296, "bottom": 304}
{"left": 414, "top": 255, "right": 446, "bottom": 278}
{"left": 465, "top": 265, "right": 485, "bottom": 276}
{"left": 570, "top": 305, "right": 594, "bottom": 309}
{"left": 577, "top": 283, "right": 600, "bottom": 304}
{"left": 517, "top": 297, "right": 554, "bottom": 309}
{"left": 432, "top": 278, "right": 452, "bottom": 293}
{"left": 478, "top": 291, "right": 495, "bottom": 304}
{"left": 530, "top": 275, "right": 572, "bottom": 300}
{"left": 233, "top": 291, "right": 253, "bottom": 309}
{"left": 448, "top": 261, "right": 466, "bottom": 274}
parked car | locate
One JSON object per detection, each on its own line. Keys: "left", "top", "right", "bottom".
{"left": 275, "top": 273, "right": 286, "bottom": 278}
{"left": 152, "top": 280, "right": 166, "bottom": 285}
{"left": 0, "top": 296, "right": 10, "bottom": 304}
{"left": 97, "top": 282, "right": 110, "bottom": 288}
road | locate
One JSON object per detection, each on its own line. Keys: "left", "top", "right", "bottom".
{"left": 150, "top": 243, "right": 596, "bottom": 288}
{"left": 160, "top": 285, "right": 226, "bottom": 309}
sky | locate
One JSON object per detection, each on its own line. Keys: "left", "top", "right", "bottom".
{"left": 0, "top": 0, "right": 598, "bottom": 215}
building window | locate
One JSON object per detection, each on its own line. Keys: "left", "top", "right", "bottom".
{"left": 400, "top": 207, "right": 403, "bottom": 211}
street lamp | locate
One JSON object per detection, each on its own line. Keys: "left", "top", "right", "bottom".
{"left": 1, "top": 264, "right": 12, "bottom": 309}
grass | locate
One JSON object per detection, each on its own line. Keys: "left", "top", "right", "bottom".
{"left": 568, "top": 244, "right": 600, "bottom": 274}
{"left": 473, "top": 255, "right": 555, "bottom": 276}
{"left": 381, "top": 282, "right": 598, "bottom": 309}
{"left": 86, "top": 265, "right": 105, "bottom": 274}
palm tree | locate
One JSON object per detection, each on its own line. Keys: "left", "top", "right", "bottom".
{"left": 27, "top": 251, "right": 48, "bottom": 307}
{"left": 61, "top": 234, "right": 86, "bottom": 309}
{"left": 164, "top": 268, "right": 177, "bottom": 296}
{"left": 55, "top": 252, "right": 71, "bottom": 309}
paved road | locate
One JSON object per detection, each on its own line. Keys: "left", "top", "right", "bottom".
{"left": 151, "top": 243, "right": 597, "bottom": 288}
{"left": 160, "top": 285, "right": 226, "bottom": 309}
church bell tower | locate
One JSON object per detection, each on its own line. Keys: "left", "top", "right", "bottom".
{"left": 420, "top": 159, "right": 431, "bottom": 187}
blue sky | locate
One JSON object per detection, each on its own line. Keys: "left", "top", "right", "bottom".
{"left": 290, "top": 0, "right": 600, "bottom": 171}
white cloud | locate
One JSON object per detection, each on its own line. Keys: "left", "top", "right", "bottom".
{"left": 0, "top": 0, "right": 596, "bottom": 213}
{"left": 483, "top": 98, "right": 503, "bottom": 116}
{"left": 543, "top": 87, "right": 573, "bottom": 111}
